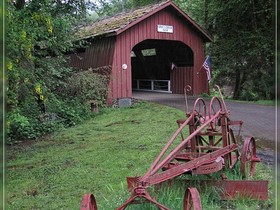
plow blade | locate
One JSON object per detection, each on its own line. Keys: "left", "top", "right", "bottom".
{"left": 154, "top": 179, "right": 268, "bottom": 201}
{"left": 208, "top": 180, "right": 269, "bottom": 200}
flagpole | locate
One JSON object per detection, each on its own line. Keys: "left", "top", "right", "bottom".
{"left": 196, "top": 65, "right": 204, "bottom": 75}
{"left": 197, "top": 56, "right": 211, "bottom": 95}
{"left": 207, "top": 78, "right": 210, "bottom": 95}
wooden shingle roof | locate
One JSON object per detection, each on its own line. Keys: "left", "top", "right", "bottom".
{"left": 76, "top": 0, "right": 212, "bottom": 42}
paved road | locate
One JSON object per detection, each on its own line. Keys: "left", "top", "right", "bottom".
{"left": 133, "top": 91, "right": 278, "bottom": 165}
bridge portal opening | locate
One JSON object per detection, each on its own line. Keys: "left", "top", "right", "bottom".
{"left": 131, "top": 39, "right": 194, "bottom": 93}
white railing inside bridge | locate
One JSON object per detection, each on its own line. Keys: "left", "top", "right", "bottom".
{"left": 132, "top": 79, "right": 172, "bottom": 93}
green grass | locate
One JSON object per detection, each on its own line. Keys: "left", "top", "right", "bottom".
{"left": 6, "top": 102, "right": 274, "bottom": 209}
{"left": 226, "top": 99, "right": 275, "bottom": 106}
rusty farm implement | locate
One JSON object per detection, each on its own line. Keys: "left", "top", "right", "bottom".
{"left": 80, "top": 85, "right": 268, "bottom": 210}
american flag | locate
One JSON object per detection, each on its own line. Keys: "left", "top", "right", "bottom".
{"left": 202, "top": 56, "right": 211, "bottom": 82}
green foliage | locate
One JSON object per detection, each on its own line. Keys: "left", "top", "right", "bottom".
{"left": 45, "top": 95, "right": 92, "bottom": 127}
{"left": 239, "top": 81, "right": 260, "bottom": 101}
{"left": 7, "top": 91, "right": 97, "bottom": 143}
{"left": 7, "top": 110, "right": 36, "bottom": 142}
{"left": 65, "top": 66, "right": 111, "bottom": 105}
{"left": 212, "top": 0, "right": 274, "bottom": 100}
{"left": 174, "top": 0, "right": 274, "bottom": 100}
{"left": 6, "top": 0, "right": 105, "bottom": 143}
{"left": 6, "top": 0, "right": 77, "bottom": 111}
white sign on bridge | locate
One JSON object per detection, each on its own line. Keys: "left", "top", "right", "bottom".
{"left": 157, "top": 24, "right": 173, "bottom": 33}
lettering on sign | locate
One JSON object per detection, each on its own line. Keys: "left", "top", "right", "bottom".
{"left": 157, "top": 25, "right": 173, "bottom": 33}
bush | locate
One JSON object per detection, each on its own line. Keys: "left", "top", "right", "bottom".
{"left": 6, "top": 64, "right": 112, "bottom": 143}
{"left": 6, "top": 91, "right": 96, "bottom": 143}
{"left": 46, "top": 95, "right": 91, "bottom": 127}
{"left": 239, "top": 81, "right": 260, "bottom": 101}
{"left": 7, "top": 102, "right": 90, "bottom": 143}
{"left": 240, "top": 89, "right": 259, "bottom": 101}
{"left": 7, "top": 111, "right": 36, "bottom": 143}
{"left": 6, "top": 1, "right": 106, "bottom": 144}
{"left": 63, "top": 66, "right": 111, "bottom": 105}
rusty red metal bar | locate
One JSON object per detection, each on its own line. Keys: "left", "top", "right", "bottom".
{"left": 142, "top": 111, "right": 221, "bottom": 181}
{"left": 146, "top": 144, "right": 238, "bottom": 186}
{"left": 155, "top": 179, "right": 269, "bottom": 201}
{"left": 214, "top": 180, "right": 268, "bottom": 200}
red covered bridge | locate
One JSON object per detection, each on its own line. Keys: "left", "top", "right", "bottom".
{"left": 71, "top": 0, "right": 212, "bottom": 104}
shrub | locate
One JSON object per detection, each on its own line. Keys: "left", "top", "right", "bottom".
{"left": 7, "top": 110, "right": 36, "bottom": 143}
{"left": 64, "top": 66, "right": 111, "bottom": 105}
{"left": 239, "top": 81, "right": 259, "bottom": 101}
{"left": 6, "top": 0, "right": 104, "bottom": 144}
{"left": 7, "top": 63, "right": 111, "bottom": 143}
{"left": 7, "top": 98, "right": 93, "bottom": 143}
{"left": 46, "top": 95, "right": 91, "bottom": 127}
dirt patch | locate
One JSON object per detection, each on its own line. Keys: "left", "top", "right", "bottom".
{"left": 7, "top": 133, "right": 54, "bottom": 148}
{"left": 105, "top": 120, "right": 140, "bottom": 127}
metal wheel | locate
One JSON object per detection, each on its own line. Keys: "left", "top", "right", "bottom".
{"left": 192, "top": 98, "right": 207, "bottom": 126}
{"left": 209, "top": 96, "right": 223, "bottom": 132}
{"left": 183, "top": 187, "right": 202, "bottom": 210}
{"left": 240, "top": 137, "right": 258, "bottom": 179}
{"left": 80, "top": 194, "right": 98, "bottom": 210}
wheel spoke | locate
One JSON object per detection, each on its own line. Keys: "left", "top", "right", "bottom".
{"left": 192, "top": 98, "right": 207, "bottom": 127}
{"left": 209, "top": 97, "right": 222, "bottom": 132}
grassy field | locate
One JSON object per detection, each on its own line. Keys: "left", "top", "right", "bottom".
{"left": 6, "top": 102, "right": 274, "bottom": 209}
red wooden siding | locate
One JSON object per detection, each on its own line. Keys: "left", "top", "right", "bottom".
{"left": 83, "top": 36, "right": 116, "bottom": 69}
{"left": 111, "top": 7, "right": 207, "bottom": 99}
{"left": 171, "top": 67, "right": 193, "bottom": 94}
{"left": 70, "top": 52, "right": 86, "bottom": 69}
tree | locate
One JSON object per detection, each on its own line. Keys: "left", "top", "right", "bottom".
{"left": 211, "top": 0, "right": 274, "bottom": 100}
{"left": 6, "top": 0, "right": 97, "bottom": 142}
{"left": 175, "top": 0, "right": 274, "bottom": 100}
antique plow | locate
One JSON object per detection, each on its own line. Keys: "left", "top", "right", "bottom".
{"left": 80, "top": 85, "right": 268, "bottom": 210}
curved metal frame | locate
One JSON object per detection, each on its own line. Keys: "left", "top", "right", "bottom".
{"left": 209, "top": 96, "right": 223, "bottom": 132}
{"left": 192, "top": 98, "right": 207, "bottom": 126}
{"left": 80, "top": 194, "right": 98, "bottom": 210}
{"left": 184, "top": 85, "right": 192, "bottom": 113}
{"left": 183, "top": 187, "right": 202, "bottom": 210}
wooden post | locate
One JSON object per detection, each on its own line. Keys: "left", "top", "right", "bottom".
{"left": 90, "top": 101, "right": 99, "bottom": 113}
